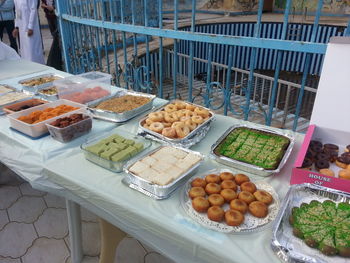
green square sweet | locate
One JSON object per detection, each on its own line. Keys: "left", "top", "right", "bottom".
{"left": 134, "top": 143, "right": 144, "bottom": 151}
{"left": 124, "top": 139, "right": 135, "bottom": 146}
{"left": 100, "top": 148, "right": 120, "bottom": 160}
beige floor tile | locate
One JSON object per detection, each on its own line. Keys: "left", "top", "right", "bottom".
{"left": 19, "top": 183, "right": 46, "bottom": 197}
{"left": 144, "top": 252, "right": 175, "bottom": 263}
{"left": 21, "top": 237, "right": 69, "bottom": 263}
{"left": 0, "top": 257, "right": 21, "bottom": 263}
{"left": 0, "top": 222, "right": 37, "bottom": 258}
{"left": 44, "top": 194, "right": 66, "bottom": 209}
{"left": 114, "top": 237, "right": 147, "bottom": 263}
{"left": 82, "top": 256, "right": 99, "bottom": 263}
{"left": 34, "top": 208, "right": 68, "bottom": 239}
{"left": 82, "top": 222, "right": 101, "bottom": 256}
{"left": 81, "top": 207, "right": 98, "bottom": 222}
{"left": 0, "top": 210, "right": 9, "bottom": 230}
{"left": 0, "top": 186, "right": 21, "bottom": 209}
{"left": 7, "top": 196, "right": 46, "bottom": 223}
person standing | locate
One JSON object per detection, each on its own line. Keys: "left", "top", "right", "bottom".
{"left": 0, "top": 0, "right": 18, "bottom": 51}
{"left": 12, "top": 0, "right": 44, "bottom": 64}
{"left": 41, "top": 0, "right": 56, "bottom": 36}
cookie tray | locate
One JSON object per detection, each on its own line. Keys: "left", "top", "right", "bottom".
{"left": 19, "top": 73, "right": 63, "bottom": 94}
{"left": 210, "top": 124, "right": 295, "bottom": 177}
{"left": 123, "top": 145, "right": 204, "bottom": 199}
{"left": 271, "top": 183, "right": 350, "bottom": 263}
{"left": 87, "top": 90, "right": 155, "bottom": 123}
{"left": 138, "top": 100, "right": 215, "bottom": 148}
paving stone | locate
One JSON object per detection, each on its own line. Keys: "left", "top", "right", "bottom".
{"left": 21, "top": 238, "right": 69, "bottom": 263}
{"left": 0, "top": 257, "right": 21, "bottom": 263}
{"left": 0, "top": 210, "right": 9, "bottom": 230}
{"left": 0, "top": 186, "right": 21, "bottom": 209}
{"left": 144, "top": 252, "right": 175, "bottom": 263}
{"left": 81, "top": 207, "right": 98, "bottom": 222}
{"left": 0, "top": 164, "right": 25, "bottom": 187}
{"left": 44, "top": 194, "right": 66, "bottom": 208}
{"left": 19, "top": 183, "right": 46, "bottom": 197}
{"left": 82, "top": 222, "right": 101, "bottom": 256}
{"left": 82, "top": 256, "right": 99, "bottom": 263}
{"left": 115, "top": 237, "right": 147, "bottom": 263}
{"left": 7, "top": 196, "right": 46, "bottom": 223}
{"left": 34, "top": 208, "right": 68, "bottom": 239}
{"left": 0, "top": 222, "right": 37, "bottom": 258}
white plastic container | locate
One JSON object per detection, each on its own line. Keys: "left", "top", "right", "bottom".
{"left": 8, "top": 99, "right": 86, "bottom": 138}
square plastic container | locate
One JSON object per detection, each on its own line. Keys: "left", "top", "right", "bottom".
{"left": 55, "top": 79, "right": 111, "bottom": 104}
{"left": 81, "top": 130, "right": 152, "bottom": 172}
{"left": 46, "top": 114, "right": 92, "bottom": 143}
{"left": 7, "top": 99, "right": 86, "bottom": 138}
{"left": 3, "top": 98, "right": 48, "bottom": 114}
{"left": 76, "top": 71, "right": 111, "bottom": 84}
{"left": 19, "top": 73, "right": 63, "bottom": 94}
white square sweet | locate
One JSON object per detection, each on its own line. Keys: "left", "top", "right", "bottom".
{"left": 138, "top": 168, "right": 161, "bottom": 181}
{"left": 151, "top": 161, "right": 172, "bottom": 173}
{"left": 129, "top": 161, "right": 149, "bottom": 175}
{"left": 152, "top": 174, "right": 173, "bottom": 186}
{"left": 141, "top": 156, "right": 157, "bottom": 166}
{"left": 182, "top": 153, "right": 201, "bottom": 165}
{"left": 160, "top": 154, "right": 178, "bottom": 165}
{"left": 171, "top": 148, "right": 188, "bottom": 159}
{"left": 175, "top": 160, "right": 194, "bottom": 172}
{"left": 166, "top": 166, "right": 183, "bottom": 180}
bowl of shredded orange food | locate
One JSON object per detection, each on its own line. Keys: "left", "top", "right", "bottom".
{"left": 17, "top": 104, "right": 78, "bottom": 124}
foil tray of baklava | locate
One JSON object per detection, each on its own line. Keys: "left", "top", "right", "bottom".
{"left": 19, "top": 73, "right": 63, "bottom": 94}
{"left": 123, "top": 145, "right": 204, "bottom": 199}
{"left": 138, "top": 100, "right": 215, "bottom": 148}
{"left": 271, "top": 184, "right": 350, "bottom": 263}
{"left": 86, "top": 90, "right": 155, "bottom": 123}
{"left": 210, "top": 124, "right": 295, "bottom": 177}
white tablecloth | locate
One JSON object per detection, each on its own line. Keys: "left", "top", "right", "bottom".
{"left": 0, "top": 60, "right": 304, "bottom": 263}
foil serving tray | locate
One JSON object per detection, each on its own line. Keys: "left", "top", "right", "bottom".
{"left": 138, "top": 100, "right": 215, "bottom": 148}
{"left": 87, "top": 90, "right": 155, "bottom": 123}
{"left": 123, "top": 145, "right": 204, "bottom": 199}
{"left": 19, "top": 73, "right": 63, "bottom": 94}
{"left": 210, "top": 124, "right": 295, "bottom": 177}
{"left": 271, "top": 184, "right": 350, "bottom": 263}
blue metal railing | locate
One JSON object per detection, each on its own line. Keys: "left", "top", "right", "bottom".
{"left": 56, "top": 0, "right": 350, "bottom": 131}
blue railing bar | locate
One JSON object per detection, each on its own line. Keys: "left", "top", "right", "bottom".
{"left": 56, "top": 1, "right": 71, "bottom": 72}
{"left": 272, "top": 10, "right": 350, "bottom": 18}
{"left": 101, "top": 0, "right": 110, "bottom": 73}
{"left": 205, "top": 44, "right": 213, "bottom": 108}
{"left": 144, "top": 0, "right": 150, "bottom": 93}
{"left": 266, "top": 0, "right": 292, "bottom": 126}
{"left": 108, "top": 0, "right": 119, "bottom": 85}
{"left": 162, "top": 9, "right": 258, "bottom": 16}
{"left": 293, "top": 0, "right": 324, "bottom": 131}
{"left": 119, "top": 0, "right": 129, "bottom": 88}
{"left": 345, "top": 19, "right": 350, "bottom": 36}
{"left": 158, "top": 0, "right": 163, "bottom": 98}
{"left": 244, "top": 0, "right": 264, "bottom": 120}
{"left": 224, "top": 45, "right": 234, "bottom": 116}
{"left": 173, "top": 0, "right": 179, "bottom": 99}
{"left": 131, "top": 0, "right": 138, "bottom": 61}
{"left": 188, "top": 0, "right": 196, "bottom": 102}
{"left": 61, "top": 15, "right": 328, "bottom": 54}
{"left": 91, "top": 0, "right": 102, "bottom": 70}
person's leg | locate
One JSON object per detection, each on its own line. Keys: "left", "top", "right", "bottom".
{"left": 4, "top": 20, "right": 18, "bottom": 52}
{"left": 0, "top": 21, "right": 5, "bottom": 40}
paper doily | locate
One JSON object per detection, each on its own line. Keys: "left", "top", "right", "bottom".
{"left": 181, "top": 169, "right": 280, "bottom": 233}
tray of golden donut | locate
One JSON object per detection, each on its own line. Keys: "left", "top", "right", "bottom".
{"left": 181, "top": 169, "right": 280, "bottom": 233}
{"left": 272, "top": 184, "right": 350, "bottom": 263}
{"left": 138, "top": 100, "right": 215, "bottom": 148}
{"left": 123, "top": 145, "right": 204, "bottom": 199}
{"left": 87, "top": 90, "right": 155, "bottom": 123}
{"left": 19, "top": 73, "right": 63, "bottom": 94}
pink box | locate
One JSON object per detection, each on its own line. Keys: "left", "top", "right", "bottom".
{"left": 291, "top": 124, "right": 350, "bottom": 193}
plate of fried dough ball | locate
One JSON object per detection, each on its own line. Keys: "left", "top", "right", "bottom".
{"left": 140, "top": 100, "right": 214, "bottom": 141}
{"left": 182, "top": 169, "right": 280, "bottom": 233}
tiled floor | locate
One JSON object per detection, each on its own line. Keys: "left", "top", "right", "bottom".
{"left": 0, "top": 164, "right": 175, "bottom": 263}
